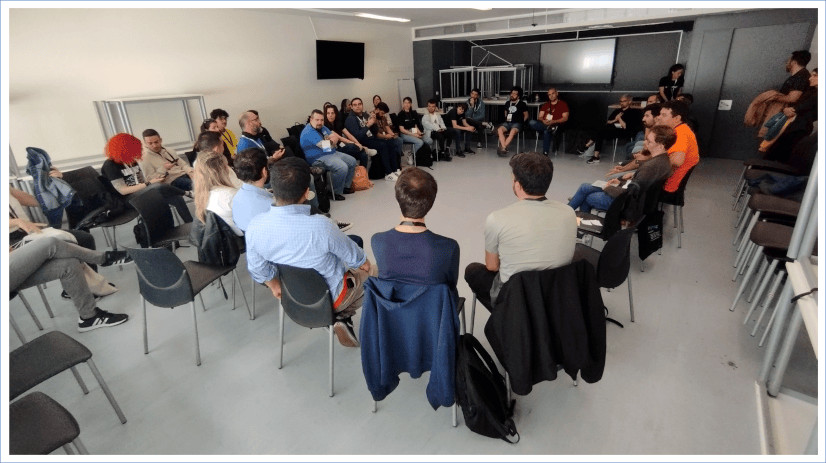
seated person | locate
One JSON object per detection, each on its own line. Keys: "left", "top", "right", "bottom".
{"left": 346, "top": 97, "right": 402, "bottom": 181}
{"left": 236, "top": 111, "right": 287, "bottom": 161}
{"left": 466, "top": 88, "right": 493, "bottom": 148}
{"left": 396, "top": 97, "right": 425, "bottom": 155}
{"left": 245, "top": 157, "right": 376, "bottom": 347}
{"left": 300, "top": 109, "right": 358, "bottom": 200}
{"left": 10, "top": 236, "right": 130, "bottom": 332}
{"left": 577, "top": 94, "right": 643, "bottom": 164}
{"left": 496, "top": 86, "right": 529, "bottom": 156}
{"left": 101, "top": 133, "right": 193, "bottom": 222}
{"left": 248, "top": 109, "right": 293, "bottom": 157}
{"left": 371, "top": 167, "right": 459, "bottom": 295}
{"left": 421, "top": 99, "right": 453, "bottom": 162}
{"left": 623, "top": 103, "right": 661, "bottom": 161}
{"left": 444, "top": 103, "right": 476, "bottom": 157}
{"left": 527, "top": 87, "right": 569, "bottom": 156}
{"left": 210, "top": 108, "right": 239, "bottom": 166}
{"left": 464, "top": 152, "right": 576, "bottom": 310}
{"left": 568, "top": 125, "right": 676, "bottom": 214}
{"left": 140, "top": 128, "right": 194, "bottom": 191}
{"left": 323, "top": 103, "right": 373, "bottom": 167}
{"left": 193, "top": 150, "right": 243, "bottom": 235}
{"left": 647, "top": 94, "right": 663, "bottom": 105}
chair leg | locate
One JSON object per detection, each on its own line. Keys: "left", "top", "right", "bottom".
{"left": 190, "top": 301, "right": 202, "bottom": 366}
{"left": 627, "top": 275, "right": 635, "bottom": 323}
{"left": 63, "top": 444, "right": 76, "bottom": 455}
{"left": 232, "top": 270, "right": 252, "bottom": 319}
{"left": 672, "top": 204, "right": 678, "bottom": 229}
{"left": 278, "top": 304, "right": 285, "bottom": 369}
{"left": 736, "top": 214, "right": 760, "bottom": 254}
{"left": 327, "top": 172, "right": 336, "bottom": 201}
{"left": 36, "top": 284, "right": 55, "bottom": 318}
{"left": 746, "top": 258, "right": 770, "bottom": 302}
{"left": 729, "top": 245, "right": 764, "bottom": 311}
{"left": 505, "top": 372, "right": 512, "bottom": 405}
{"left": 732, "top": 166, "right": 747, "bottom": 196}
{"left": 69, "top": 366, "right": 90, "bottom": 395}
{"left": 142, "top": 296, "right": 149, "bottom": 354}
{"left": 329, "top": 323, "right": 335, "bottom": 398}
{"left": 677, "top": 206, "right": 683, "bottom": 248}
{"left": 10, "top": 314, "right": 26, "bottom": 344}
{"left": 754, "top": 271, "right": 785, "bottom": 338}
{"left": 199, "top": 293, "right": 206, "bottom": 312}
{"left": 18, "top": 292, "right": 44, "bottom": 331}
{"left": 250, "top": 278, "right": 256, "bottom": 320}
{"left": 452, "top": 401, "right": 458, "bottom": 427}
{"left": 72, "top": 438, "right": 89, "bottom": 455}
{"left": 87, "top": 358, "right": 128, "bottom": 424}
{"left": 749, "top": 259, "right": 777, "bottom": 304}
{"left": 469, "top": 294, "right": 477, "bottom": 335}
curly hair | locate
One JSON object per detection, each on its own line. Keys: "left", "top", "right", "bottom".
{"left": 105, "top": 133, "right": 143, "bottom": 165}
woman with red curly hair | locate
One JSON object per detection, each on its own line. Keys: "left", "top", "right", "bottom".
{"left": 101, "top": 133, "right": 193, "bottom": 222}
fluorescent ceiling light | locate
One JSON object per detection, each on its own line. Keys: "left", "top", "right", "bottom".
{"left": 473, "top": 8, "right": 493, "bottom": 11}
{"left": 355, "top": 12, "right": 410, "bottom": 23}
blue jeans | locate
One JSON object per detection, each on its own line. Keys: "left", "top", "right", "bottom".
{"left": 312, "top": 152, "right": 357, "bottom": 194}
{"left": 527, "top": 119, "right": 560, "bottom": 154}
{"left": 170, "top": 174, "right": 193, "bottom": 191}
{"left": 567, "top": 183, "right": 615, "bottom": 214}
{"left": 499, "top": 121, "right": 522, "bottom": 132}
{"left": 338, "top": 143, "right": 368, "bottom": 167}
{"left": 400, "top": 133, "right": 424, "bottom": 153}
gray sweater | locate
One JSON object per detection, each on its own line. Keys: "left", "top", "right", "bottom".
{"left": 604, "top": 153, "right": 672, "bottom": 198}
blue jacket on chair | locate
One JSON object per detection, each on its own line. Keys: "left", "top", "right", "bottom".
{"left": 360, "top": 278, "right": 460, "bottom": 410}
{"left": 25, "top": 147, "right": 75, "bottom": 227}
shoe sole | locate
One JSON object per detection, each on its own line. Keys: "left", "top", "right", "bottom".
{"left": 334, "top": 322, "right": 359, "bottom": 347}
{"left": 78, "top": 316, "right": 128, "bottom": 332}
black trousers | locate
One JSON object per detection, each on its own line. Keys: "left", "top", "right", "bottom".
{"left": 464, "top": 262, "right": 497, "bottom": 312}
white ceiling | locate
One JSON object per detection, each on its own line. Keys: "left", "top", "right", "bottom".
{"left": 282, "top": 7, "right": 557, "bottom": 29}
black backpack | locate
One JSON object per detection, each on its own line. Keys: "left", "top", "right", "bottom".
{"left": 415, "top": 144, "right": 434, "bottom": 168}
{"left": 455, "top": 334, "right": 519, "bottom": 443}
{"left": 189, "top": 211, "right": 245, "bottom": 267}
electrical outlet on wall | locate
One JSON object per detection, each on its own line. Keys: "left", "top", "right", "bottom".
{"left": 718, "top": 100, "right": 732, "bottom": 111}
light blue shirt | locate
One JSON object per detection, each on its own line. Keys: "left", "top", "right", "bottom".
{"left": 245, "top": 204, "right": 366, "bottom": 296}
{"left": 231, "top": 183, "right": 273, "bottom": 233}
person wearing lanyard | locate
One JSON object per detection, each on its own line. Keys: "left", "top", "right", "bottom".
{"left": 299, "top": 109, "right": 358, "bottom": 200}
{"left": 236, "top": 111, "right": 286, "bottom": 162}
{"left": 464, "top": 152, "right": 576, "bottom": 311}
{"left": 496, "top": 86, "right": 529, "bottom": 157}
{"left": 140, "top": 128, "right": 194, "bottom": 191}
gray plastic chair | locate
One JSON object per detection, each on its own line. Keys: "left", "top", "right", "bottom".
{"left": 127, "top": 246, "right": 243, "bottom": 366}
{"left": 10, "top": 331, "right": 126, "bottom": 424}
{"left": 10, "top": 392, "right": 88, "bottom": 455}
{"left": 275, "top": 264, "right": 337, "bottom": 397}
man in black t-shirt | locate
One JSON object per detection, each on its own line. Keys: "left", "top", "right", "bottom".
{"left": 444, "top": 103, "right": 477, "bottom": 157}
{"left": 577, "top": 94, "right": 642, "bottom": 165}
{"left": 775, "top": 50, "right": 812, "bottom": 106}
{"left": 496, "top": 86, "right": 529, "bottom": 157}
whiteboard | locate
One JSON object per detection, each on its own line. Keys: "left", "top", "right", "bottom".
{"left": 397, "top": 79, "right": 418, "bottom": 109}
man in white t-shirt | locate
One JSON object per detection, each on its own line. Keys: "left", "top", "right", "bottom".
{"left": 464, "top": 152, "right": 577, "bottom": 310}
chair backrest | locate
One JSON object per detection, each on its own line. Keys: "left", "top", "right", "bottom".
{"left": 596, "top": 227, "right": 636, "bottom": 289}
{"left": 60, "top": 167, "right": 103, "bottom": 201}
{"left": 126, "top": 246, "right": 194, "bottom": 308}
{"left": 276, "top": 264, "right": 335, "bottom": 328}
{"left": 600, "top": 190, "right": 631, "bottom": 239}
{"left": 668, "top": 165, "right": 698, "bottom": 207}
{"left": 128, "top": 188, "right": 176, "bottom": 247}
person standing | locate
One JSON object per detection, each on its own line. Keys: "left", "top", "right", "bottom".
{"left": 658, "top": 64, "right": 685, "bottom": 102}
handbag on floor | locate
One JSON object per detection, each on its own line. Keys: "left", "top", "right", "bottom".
{"left": 351, "top": 166, "right": 373, "bottom": 191}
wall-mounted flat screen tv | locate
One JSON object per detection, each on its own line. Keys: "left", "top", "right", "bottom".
{"left": 540, "top": 38, "right": 616, "bottom": 85}
{"left": 316, "top": 40, "right": 365, "bottom": 80}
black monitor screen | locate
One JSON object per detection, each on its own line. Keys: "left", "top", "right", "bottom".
{"left": 540, "top": 38, "right": 616, "bottom": 85}
{"left": 316, "top": 40, "right": 365, "bottom": 80}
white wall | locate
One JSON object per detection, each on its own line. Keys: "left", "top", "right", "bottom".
{"left": 8, "top": 8, "right": 415, "bottom": 165}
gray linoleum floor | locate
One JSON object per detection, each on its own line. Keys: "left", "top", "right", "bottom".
{"left": 6, "top": 143, "right": 815, "bottom": 456}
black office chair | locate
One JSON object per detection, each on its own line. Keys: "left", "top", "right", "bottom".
{"left": 127, "top": 246, "right": 240, "bottom": 366}
{"left": 61, "top": 167, "right": 139, "bottom": 252}
{"left": 10, "top": 331, "right": 127, "bottom": 424}
{"left": 275, "top": 264, "right": 338, "bottom": 397}
{"left": 129, "top": 187, "right": 192, "bottom": 250}
{"left": 576, "top": 190, "right": 632, "bottom": 245}
{"left": 573, "top": 227, "right": 637, "bottom": 322}
{"left": 659, "top": 165, "right": 697, "bottom": 248}
{"left": 10, "top": 392, "right": 88, "bottom": 455}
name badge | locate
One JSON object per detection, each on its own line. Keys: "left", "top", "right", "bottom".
{"left": 321, "top": 139, "right": 332, "bottom": 152}
{"left": 411, "top": 127, "right": 418, "bottom": 134}
{"left": 545, "top": 113, "right": 553, "bottom": 121}
{"left": 506, "top": 113, "right": 512, "bottom": 122}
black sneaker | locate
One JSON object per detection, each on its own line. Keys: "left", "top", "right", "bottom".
{"left": 442, "top": 154, "right": 453, "bottom": 162}
{"left": 455, "top": 151, "right": 466, "bottom": 158}
{"left": 336, "top": 221, "right": 353, "bottom": 232}
{"left": 465, "top": 148, "right": 476, "bottom": 154}
{"left": 101, "top": 250, "right": 132, "bottom": 267}
{"left": 78, "top": 308, "right": 129, "bottom": 332}
{"left": 586, "top": 156, "right": 601, "bottom": 164}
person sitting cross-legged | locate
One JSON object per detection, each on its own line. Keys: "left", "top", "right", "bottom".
{"left": 300, "top": 109, "right": 358, "bottom": 200}
{"left": 567, "top": 125, "right": 677, "bottom": 214}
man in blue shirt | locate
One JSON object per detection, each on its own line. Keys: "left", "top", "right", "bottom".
{"left": 236, "top": 110, "right": 287, "bottom": 160}
{"left": 300, "top": 110, "right": 357, "bottom": 200}
{"left": 246, "top": 157, "right": 373, "bottom": 347}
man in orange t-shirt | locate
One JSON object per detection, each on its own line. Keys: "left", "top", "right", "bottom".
{"left": 605, "top": 100, "right": 698, "bottom": 192}
{"left": 656, "top": 100, "right": 699, "bottom": 193}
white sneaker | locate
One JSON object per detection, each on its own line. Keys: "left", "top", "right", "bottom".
{"left": 365, "top": 148, "right": 378, "bottom": 157}
{"left": 395, "top": 169, "right": 401, "bottom": 176}
{"left": 385, "top": 173, "right": 398, "bottom": 181}
{"left": 335, "top": 220, "right": 353, "bottom": 232}
{"left": 407, "top": 155, "right": 414, "bottom": 166}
